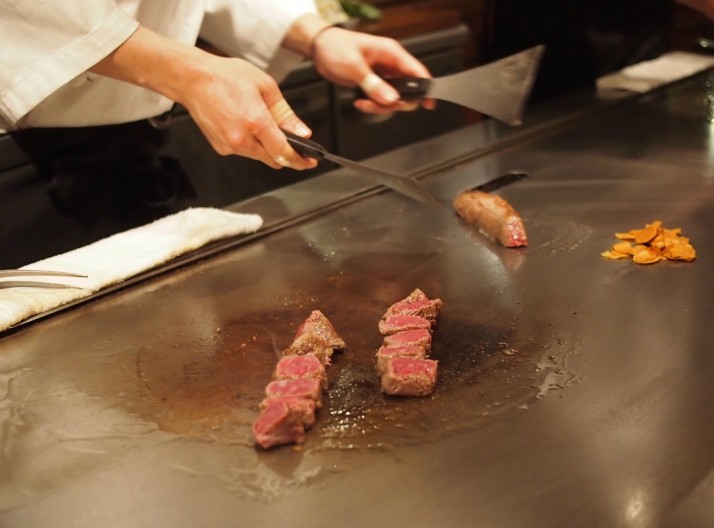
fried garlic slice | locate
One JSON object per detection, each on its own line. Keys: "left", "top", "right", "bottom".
{"left": 601, "top": 249, "right": 630, "bottom": 259}
{"left": 632, "top": 246, "right": 662, "bottom": 264}
{"left": 631, "top": 220, "right": 662, "bottom": 244}
{"left": 604, "top": 221, "right": 695, "bottom": 265}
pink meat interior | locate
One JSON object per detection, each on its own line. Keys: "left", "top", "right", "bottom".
{"left": 275, "top": 355, "right": 323, "bottom": 377}
{"left": 384, "top": 328, "right": 432, "bottom": 347}
{"left": 265, "top": 378, "right": 321, "bottom": 400}
{"left": 389, "top": 357, "right": 438, "bottom": 376}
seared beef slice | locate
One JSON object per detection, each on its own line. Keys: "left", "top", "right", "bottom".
{"left": 381, "top": 357, "right": 439, "bottom": 397}
{"left": 282, "top": 310, "right": 346, "bottom": 365}
{"left": 378, "top": 289, "right": 442, "bottom": 397}
{"left": 375, "top": 345, "right": 427, "bottom": 374}
{"left": 274, "top": 354, "right": 327, "bottom": 390}
{"left": 378, "top": 314, "right": 431, "bottom": 335}
{"left": 383, "top": 288, "right": 442, "bottom": 324}
{"left": 260, "top": 397, "right": 317, "bottom": 429}
{"left": 282, "top": 333, "right": 335, "bottom": 365}
{"left": 252, "top": 400, "right": 306, "bottom": 449}
{"left": 253, "top": 310, "right": 346, "bottom": 449}
{"left": 294, "top": 310, "right": 346, "bottom": 350}
{"left": 383, "top": 328, "right": 432, "bottom": 352}
{"left": 264, "top": 378, "right": 323, "bottom": 408}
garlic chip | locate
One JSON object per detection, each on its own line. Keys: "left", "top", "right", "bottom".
{"left": 602, "top": 221, "right": 696, "bottom": 264}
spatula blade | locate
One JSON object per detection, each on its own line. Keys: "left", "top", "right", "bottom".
{"left": 388, "top": 45, "right": 545, "bottom": 126}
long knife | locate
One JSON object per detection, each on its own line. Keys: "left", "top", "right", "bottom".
{"left": 386, "top": 45, "right": 545, "bottom": 126}
{"left": 285, "top": 132, "right": 443, "bottom": 209}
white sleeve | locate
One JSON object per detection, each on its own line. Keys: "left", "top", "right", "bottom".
{"left": 0, "top": 1, "right": 139, "bottom": 129}
{"left": 200, "top": 0, "right": 318, "bottom": 81}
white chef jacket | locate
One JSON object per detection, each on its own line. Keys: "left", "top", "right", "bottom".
{"left": 0, "top": 0, "right": 318, "bottom": 132}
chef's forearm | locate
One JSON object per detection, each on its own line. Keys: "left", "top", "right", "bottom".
{"left": 280, "top": 13, "right": 332, "bottom": 58}
{"left": 89, "top": 25, "right": 211, "bottom": 106}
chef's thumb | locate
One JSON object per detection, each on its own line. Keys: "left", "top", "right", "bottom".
{"left": 359, "top": 72, "right": 400, "bottom": 106}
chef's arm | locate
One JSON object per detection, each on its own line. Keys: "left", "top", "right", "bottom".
{"left": 89, "top": 25, "right": 315, "bottom": 170}
{"left": 674, "top": 0, "right": 714, "bottom": 19}
{"left": 0, "top": 2, "right": 138, "bottom": 130}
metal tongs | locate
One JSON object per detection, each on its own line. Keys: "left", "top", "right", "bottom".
{"left": 0, "top": 269, "right": 88, "bottom": 289}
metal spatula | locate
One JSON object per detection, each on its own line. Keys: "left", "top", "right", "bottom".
{"left": 386, "top": 45, "right": 545, "bottom": 126}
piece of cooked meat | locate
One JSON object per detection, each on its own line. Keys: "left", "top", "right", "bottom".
{"left": 294, "top": 310, "right": 346, "bottom": 350}
{"left": 375, "top": 344, "right": 427, "bottom": 374}
{"left": 282, "top": 333, "right": 335, "bottom": 365}
{"left": 260, "top": 396, "right": 316, "bottom": 429}
{"left": 378, "top": 314, "right": 432, "bottom": 336}
{"left": 381, "top": 357, "right": 439, "bottom": 397}
{"left": 403, "top": 288, "right": 429, "bottom": 303}
{"left": 252, "top": 400, "right": 306, "bottom": 449}
{"left": 265, "top": 378, "right": 323, "bottom": 408}
{"left": 254, "top": 309, "right": 347, "bottom": 449}
{"left": 273, "top": 354, "right": 327, "bottom": 390}
{"left": 453, "top": 190, "right": 527, "bottom": 248}
{"left": 383, "top": 289, "right": 442, "bottom": 325}
{"left": 383, "top": 328, "right": 432, "bottom": 352}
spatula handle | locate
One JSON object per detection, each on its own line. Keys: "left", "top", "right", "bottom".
{"left": 284, "top": 131, "right": 327, "bottom": 160}
{"left": 384, "top": 77, "right": 432, "bottom": 100}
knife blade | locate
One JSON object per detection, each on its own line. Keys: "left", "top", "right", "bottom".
{"left": 285, "top": 132, "right": 443, "bottom": 210}
{"left": 473, "top": 171, "right": 528, "bottom": 193}
{"left": 386, "top": 45, "right": 545, "bottom": 126}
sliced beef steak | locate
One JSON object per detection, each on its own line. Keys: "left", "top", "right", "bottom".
{"left": 260, "top": 396, "right": 316, "bottom": 429}
{"left": 274, "top": 354, "right": 327, "bottom": 389}
{"left": 378, "top": 314, "right": 432, "bottom": 336}
{"left": 383, "top": 289, "right": 443, "bottom": 325}
{"left": 375, "top": 344, "right": 427, "bottom": 374}
{"left": 377, "top": 289, "right": 443, "bottom": 398}
{"left": 383, "top": 328, "right": 432, "bottom": 351}
{"left": 253, "top": 309, "right": 347, "bottom": 449}
{"left": 294, "top": 310, "right": 346, "bottom": 350}
{"left": 381, "top": 357, "right": 439, "bottom": 397}
{"left": 252, "top": 400, "right": 306, "bottom": 449}
{"left": 403, "top": 289, "right": 428, "bottom": 302}
{"left": 265, "top": 378, "right": 323, "bottom": 408}
{"left": 283, "top": 333, "right": 334, "bottom": 365}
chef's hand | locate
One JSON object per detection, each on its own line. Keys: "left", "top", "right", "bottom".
{"left": 90, "top": 27, "right": 316, "bottom": 170}
{"left": 307, "top": 25, "right": 436, "bottom": 115}
{"left": 312, "top": 27, "right": 434, "bottom": 114}
{"left": 178, "top": 53, "right": 317, "bottom": 169}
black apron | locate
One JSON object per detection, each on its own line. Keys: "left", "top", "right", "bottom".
{"left": 0, "top": 113, "right": 198, "bottom": 268}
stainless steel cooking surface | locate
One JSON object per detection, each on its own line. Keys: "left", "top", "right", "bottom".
{"left": 1, "top": 71, "right": 714, "bottom": 528}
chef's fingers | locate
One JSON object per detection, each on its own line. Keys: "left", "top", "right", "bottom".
{"left": 357, "top": 72, "right": 435, "bottom": 113}
{"left": 268, "top": 99, "right": 309, "bottom": 136}
{"left": 359, "top": 72, "right": 400, "bottom": 107}
{"left": 354, "top": 98, "right": 421, "bottom": 116}
{"left": 354, "top": 77, "right": 422, "bottom": 115}
{"left": 259, "top": 97, "right": 316, "bottom": 170}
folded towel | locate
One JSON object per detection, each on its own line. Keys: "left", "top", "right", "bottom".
{"left": 597, "top": 51, "right": 714, "bottom": 93}
{"left": 0, "top": 207, "right": 263, "bottom": 332}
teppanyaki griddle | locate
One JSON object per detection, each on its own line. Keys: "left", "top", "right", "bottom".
{"left": 1, "top": 70, "right": 713, "bottom": 528}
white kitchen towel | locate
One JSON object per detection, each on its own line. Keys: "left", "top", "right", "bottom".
{"left": 597, "top": 51, "right": 714, "bottom": 93}
{"left": 0, "top": 207, "right": 263, "bottom": 332}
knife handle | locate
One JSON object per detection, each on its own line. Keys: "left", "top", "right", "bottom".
{"left": 284, "top": 131, "right": 326, "bottom": 161}
{"left": 384, "top": 77, "right": 432, "bottom": 100}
